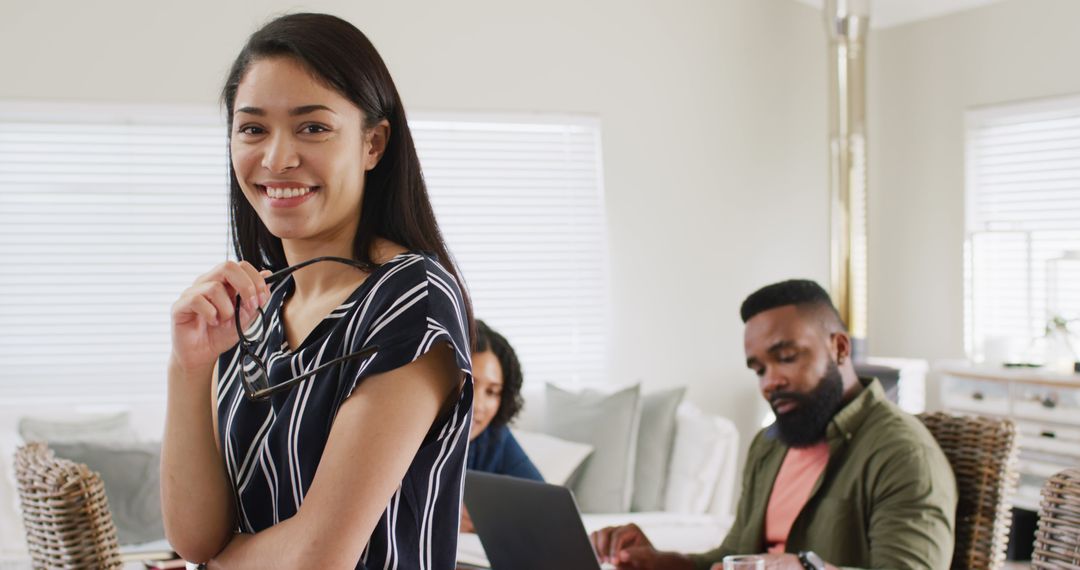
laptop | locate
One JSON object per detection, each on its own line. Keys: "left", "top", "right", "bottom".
{"left": 463, "top": 470, "right": 615, "bottom": 570}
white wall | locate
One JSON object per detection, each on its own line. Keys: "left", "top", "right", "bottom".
{"left": 0, "top": 0, "right": 828, "bottom": 446}
{"left": 867, "top": 0, "right": 1080, "bottom": 406}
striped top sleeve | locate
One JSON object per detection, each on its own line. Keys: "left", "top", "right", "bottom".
{"left": 337, "top": 252, "right": 473, "bottom": 402}
{"left": 215, "top": 251, "right": 473, "bottom": 570}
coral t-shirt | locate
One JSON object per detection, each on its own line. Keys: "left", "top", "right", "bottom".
{"left": 764, "top": 441, "right": 830, "bottom": 553}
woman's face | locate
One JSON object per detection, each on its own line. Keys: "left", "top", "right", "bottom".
{"left": 230, "top": 56, "right": 385, "bottom": 246}
{"left": 470, "top": 350, "right": 504, "bottom": 441}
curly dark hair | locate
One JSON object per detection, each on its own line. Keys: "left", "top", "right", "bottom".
{"left": 474, "top": 320, "right": 525, "bottom": 428}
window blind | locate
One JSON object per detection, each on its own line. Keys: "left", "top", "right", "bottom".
{"left": 0, "top": 104, "right": 609, "bottom": 403}
{"left": 411, "top": 114, "right": 609, "bottom": 388}
{"left": 965, "top": 95, "right": 1080, "bottom": 359}
{"left": 0, "top": 103, "right": 230, "bottom": 403}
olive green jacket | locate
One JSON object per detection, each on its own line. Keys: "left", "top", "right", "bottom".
{"left": 689, "top": 379, "right": 957, "bottom": 570}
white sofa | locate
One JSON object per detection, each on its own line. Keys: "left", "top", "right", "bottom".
{"left": 1, "top": 384, "right": 741, "bottom": 567}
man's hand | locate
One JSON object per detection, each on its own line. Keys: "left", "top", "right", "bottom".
{"left": 460, "top": 505, "right": 475, "bottom": 534}
{"left": 591, "top": 524, "right": 653, "bottom": 564}
{"left": 590, "top": 524, "right": 695, "bottom": 569}
{"left": 609, "top": 545, "right": 669, "bottom": 569}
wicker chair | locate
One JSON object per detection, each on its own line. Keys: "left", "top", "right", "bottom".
{"left": 917, "top": 412, "right": 1019, "bottom": 570}
{"left": 1032, "top": 468, "right": 1080, "bottom": 569}
{"left": 13, "top": 442, "right": 123, "bottom": 569}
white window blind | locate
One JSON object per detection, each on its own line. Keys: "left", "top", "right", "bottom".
{"left": 0, "top": 103, "right": 230, "bottom": 403}
{"left": 964, "top": 95, "right": 1080, "bottom": 360}
{"left": 412, "top": 114, "right": 609, "bottom": 388}
{"left": 0, "top": 104, "right": 609, "bottom": 403}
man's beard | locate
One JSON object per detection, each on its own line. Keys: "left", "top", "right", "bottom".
{"left": 771, "top": 359, "right": 845, "bottom": 448}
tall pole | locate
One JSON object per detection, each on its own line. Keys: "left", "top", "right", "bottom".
{"left": 826, "top": 0, "right": 870, "bottom": 358}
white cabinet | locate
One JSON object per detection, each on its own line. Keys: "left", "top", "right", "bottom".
{"left": 939, "top": 367, "right": 1080, "bottom": 511}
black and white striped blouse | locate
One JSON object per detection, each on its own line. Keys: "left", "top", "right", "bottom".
{"left": 215, "top": 252, "right": 473, "bottom": 569}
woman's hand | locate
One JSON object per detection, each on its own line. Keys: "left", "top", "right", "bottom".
{"left": 170, "top": 260, "right": 271, "bottom": 373}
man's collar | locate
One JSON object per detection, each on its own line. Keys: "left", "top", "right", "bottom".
{"left": 764, "top": 377, "right": 885, "bottom": 444}
{"left": 826, "top": 376, "right": 883, "bottom": 442}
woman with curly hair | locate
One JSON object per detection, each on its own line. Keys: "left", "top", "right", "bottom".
{"left": 466, "top": 320, "right": 541, "bottom": 482}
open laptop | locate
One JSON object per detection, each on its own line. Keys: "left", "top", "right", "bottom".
{"left": 463, "top": 470, "right": 615, "bottom": 570}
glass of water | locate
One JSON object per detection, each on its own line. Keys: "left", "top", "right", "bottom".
{"left": 722, "top": 554, "right": 765, "bottom": 570}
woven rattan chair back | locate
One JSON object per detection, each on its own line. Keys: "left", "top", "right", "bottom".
{"left": 918, "top": 412, "right": 1018, "bottom": 570}
{"left": 14, "top": 442, "right": 122, "bottom": 569}
{"left": 1032, "top": 468, "right": 1080, "bottom": 569}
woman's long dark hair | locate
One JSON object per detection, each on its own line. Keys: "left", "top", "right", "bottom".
{"left": 222, "top": 13, "right": 474, "bottom": 343}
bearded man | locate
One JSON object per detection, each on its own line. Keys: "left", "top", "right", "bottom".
{"left": 591, "top": 280, "right": 957, "bottom": 570}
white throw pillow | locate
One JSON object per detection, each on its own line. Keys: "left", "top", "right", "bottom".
{"left": 18, "top": 412, "right": 138, "bottom": 444}
{"left": 632, "top": 387, "right": 686, "bottom": 512}
{"left": 4, "top": 411, "right": 141, "bottom": 559}
{"left": 512, "top": 385, "right": 546, "bottom": 432}
{"left": 509, "top": 429, "right": 594, "bottom": 485}
{"left": 663, "top": 403, "right": 739, "bottom": 515}
{"left": 544, "top": 383, "right": 641, "bottom": 513}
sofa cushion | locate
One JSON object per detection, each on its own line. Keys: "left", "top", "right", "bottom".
{"left": 510, "top": 428, "right": 594, "bottom": 485}
{"left": 631, "top": 387, "right": 686, "bottom": 512}
{"left": 49, "top": 440, "right": 164, "bottom": 546}
{"left": 511, "top": 385, "right": 546, "bottom": 432}
{"left": 543, "top": 383, "right": 641, "bottom": 513}
{"left": 664, "top": 403, "right": 739, "bottom": 515}
{"left": 18, "top": 412, "right": 138, "bottom": 445}
{"left": 16, "top": 412, "right": 160, "bottom": 546}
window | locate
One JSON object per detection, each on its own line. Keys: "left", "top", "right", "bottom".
{"left": 964, "top": 95, "right": 1080, "bottom": 362}
{"left": 0, "top": 103, "right": 608, "bottom": 403}
{"left": 0, "top": 103, "right": 230, "bottom": 403}
{"left": 412, "top": 113, "right": 609, "bottom": 388}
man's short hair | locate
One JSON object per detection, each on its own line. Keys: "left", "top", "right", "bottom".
{"left": 739, "top": 279, "right": 847, "bottom": 331}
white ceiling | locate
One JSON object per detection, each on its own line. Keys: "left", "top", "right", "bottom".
{"left": 792, "top": 0, "right": 1007, "bottom": 29}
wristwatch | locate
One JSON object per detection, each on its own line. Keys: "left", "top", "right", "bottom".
{"left": 798, "top": 550, "right": 825, "bottom": 570}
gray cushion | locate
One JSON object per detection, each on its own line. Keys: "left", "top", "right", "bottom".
{"left": 544, "top": 383, "right": 641, "bottom": 513}
{"left": 17, "top": 412, "right": 159, "bottom": 546}
{"left": 49, "top": 441, "right": 164, "bottom": 546}
{"left": 17, "top": 412, "right": 137, "bottom": 445}
{"left": 631, "top": 386, "right": 686, "bottom": 512}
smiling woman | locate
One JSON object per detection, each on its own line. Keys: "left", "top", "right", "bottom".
{"left": 160, "top": 13, "right": 475, "bottom": 570}
{"left": 230, "top": 61, "right": 371, "bottom": 245}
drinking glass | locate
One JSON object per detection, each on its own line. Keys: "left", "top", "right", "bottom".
{"left": 722, "top": 555, "right": 765, "bottom": 570}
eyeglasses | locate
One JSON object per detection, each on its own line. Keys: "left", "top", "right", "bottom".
{"left": 235, "top": 256, "right": 379, "bottom": 401}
